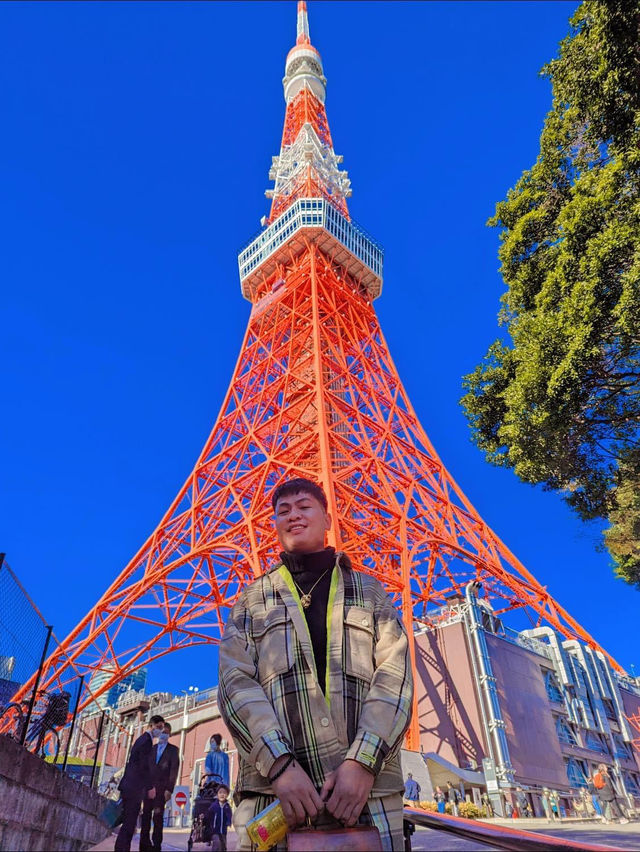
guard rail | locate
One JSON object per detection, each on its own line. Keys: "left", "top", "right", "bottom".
{"left": 403, "top": 807, "right": 625, "bottom": 852}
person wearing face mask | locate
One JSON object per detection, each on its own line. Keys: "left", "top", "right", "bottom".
{"left": 140, "top": 722, "right": 180, "bottom": 852}
{"left": 205, "top": 733, "right": 230, "bottom": 787}
{"left": 115, "top": 714, "right": 165, "bottom": 852}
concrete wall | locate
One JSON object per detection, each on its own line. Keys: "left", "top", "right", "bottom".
{"left": 485, "top": 633, "right": 568, "bottom": 789}
{"left": 0, "top": 734, "right": 110, "bottom": 852}
{"left": 414, "top": 622, "right": 486, "bottom": 769}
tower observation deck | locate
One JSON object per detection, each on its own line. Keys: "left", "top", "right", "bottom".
{"left": 6, "top": 1, "right": 624, "bottom": 751}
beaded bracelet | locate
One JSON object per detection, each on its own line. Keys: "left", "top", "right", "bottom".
{"left": 268, "top": 754, "right": 294, "bottom": 784}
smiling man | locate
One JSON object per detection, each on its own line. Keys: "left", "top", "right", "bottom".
{"left": 218, "top": 477, "right": 413, "bottom": 850}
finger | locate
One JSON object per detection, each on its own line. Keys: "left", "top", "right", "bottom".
{"left": 320, "top": 772, "right": 335, "bottom": 801}
{"left": 280, "top": 799, "right": 297, "bottom": 829}
{"left": 345, "top": 810, "right": 359, "bottom": 828}
{"left": 290, "top": 795, "right": 306, "bottom": 827}
{"left": 309, "top": 786, "right": 324, "bottom": 812}
{"left": 328, "top": 790, "right": 348, "bottom": 822}
{"left": 301, "top": 792, "right": 318, "bottom": 822}
{"left": 344, "top": 800, "right": 364, "bottom": 827}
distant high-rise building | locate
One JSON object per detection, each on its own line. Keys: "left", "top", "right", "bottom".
{"left": 106, "top": 668, "right": 147, "bottom": 708}
{"left": 87, "top": 666, "right": 147, "bottom": 712}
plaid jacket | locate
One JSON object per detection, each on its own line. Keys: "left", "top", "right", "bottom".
{"left": 218, "top": 552, "right": 413, "bottom": 797}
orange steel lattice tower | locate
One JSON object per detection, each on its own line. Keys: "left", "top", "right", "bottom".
{"left": 11, "top": 2, "right": 622, "bottom": 747}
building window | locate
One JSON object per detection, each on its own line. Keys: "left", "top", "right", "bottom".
{"left": 545, "top": 670, "right": 563, "bottom": 703}
{"left": 584, "top": 731, "right": 609, "bottom": 755}
{"left": 601, "top": 698, "right": 617, "bottom": 721}
{"left": 565, "top": 758, "right": 588, "bottom": 788}
{"left": 612, "top": 734, "right": 632, "bottom": 760}
{"left": 624, "top": 772, "right": 640, "bottom": 796}
{"left": 556, "top": 716, "right": 578, "bottom": 745}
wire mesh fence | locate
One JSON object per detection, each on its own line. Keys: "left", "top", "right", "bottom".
{"left": 0, "top": 554, "right": 50, "bottom": 708}
{"left": 0, "top": 555, "right": 90, "bottom": 773}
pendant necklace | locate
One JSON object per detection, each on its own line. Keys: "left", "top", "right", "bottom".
{"left": 292, "top": 566, "right": 332, "bottom": 609}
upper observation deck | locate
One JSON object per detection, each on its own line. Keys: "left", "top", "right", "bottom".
{"left": 238, "top": 198, "right": 384, "bottom": 302}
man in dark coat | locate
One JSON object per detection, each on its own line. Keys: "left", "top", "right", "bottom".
{"left": 115, "top": 714, "right": 165, "bottom": 852}
{"left": 140, "top": 721, "right": 180, "bottom": 852}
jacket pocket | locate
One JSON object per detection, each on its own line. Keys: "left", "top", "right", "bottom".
{"left": 343, "top": 606, "right": 375, "bottom": 681}
{"left": 255, "top": 609, "right": 293, "bottom": 682}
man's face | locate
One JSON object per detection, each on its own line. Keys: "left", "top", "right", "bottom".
{"left": 274, "top": 490, "right": 331, "bottom": 554}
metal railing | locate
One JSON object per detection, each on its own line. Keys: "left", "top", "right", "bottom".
{"left": 403, "top": 807, "right": 625, "bottom": 851}
{"left": 237, "top": 197, "right": 383, "bottom": 283}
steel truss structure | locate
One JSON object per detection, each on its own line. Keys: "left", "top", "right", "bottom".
{"left": 9, "top": 2, "right": 622, "bottom": 748}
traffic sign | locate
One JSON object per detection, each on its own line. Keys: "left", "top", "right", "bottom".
{"left": 175, "top": 791, "right": 187, "bottom": 808}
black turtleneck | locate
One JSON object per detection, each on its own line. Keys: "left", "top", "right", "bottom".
{"left": 280, "top": 546, "right": 335, "bottom": 694}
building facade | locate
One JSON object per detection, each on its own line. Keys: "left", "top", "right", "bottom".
{"left": 414, "top": 584, "right": 640, "bottom": 816}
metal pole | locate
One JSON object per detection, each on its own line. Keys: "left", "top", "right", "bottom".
{"left": 90, "top": 709, "right": 106, "bottom": 788}
{"left": 62, "top": 675, "right": 84, "bottom": 772}
{"left": 20, "top": 624, "right": 53, "bottom": 746}
{"left": 178, "top": 691, "right": 189, "bottom": 784}
{"left": 97, "top": 711, "right": 114, "bottom": 790}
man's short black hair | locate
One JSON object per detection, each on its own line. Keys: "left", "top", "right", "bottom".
{"left": 149, "top": 714, "right": 164, "bottom": 726}
{"left": 164, "top": 722, "right": 172, "bottom": 733}
{"left": 271, "top": 477, "right": 328, "bottom": 511}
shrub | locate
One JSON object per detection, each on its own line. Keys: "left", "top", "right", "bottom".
{"left": 417, "top": 801, "right": 438, "bottom": 812}
{"left": 458, "top": 802, "right": 483, "bottom": 820}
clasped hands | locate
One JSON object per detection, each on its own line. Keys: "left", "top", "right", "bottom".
{"left": 269, "top": 755, "right": 375, "bottom": 829}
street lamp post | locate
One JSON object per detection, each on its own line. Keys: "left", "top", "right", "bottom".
{"left": 178, "top": 686, "right": 198, "bottom": 828}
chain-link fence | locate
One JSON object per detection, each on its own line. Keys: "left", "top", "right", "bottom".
{"left": 0, "top": 554, "right": 51, "bottom": 708}
{"left": 0, "top": 555, "right": 87, "bottom": 768}
{"left": 0, "top": 555, "right": 127, "bottom": 784}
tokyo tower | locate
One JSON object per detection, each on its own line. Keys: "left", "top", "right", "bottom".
{"left": 13, "top": 1, "right": 619, "bottom": 748}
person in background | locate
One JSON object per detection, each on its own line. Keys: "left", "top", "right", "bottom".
{"left": 549, "top": 790, "right": 559, "bottom": 820}
{"left": 594, "top": 763, "right": 629, "bottom": 824}
{"left": 447, "top": 781, "right": 460, "bottom": 817}
{"left": 207, "top": 784, "right": 233, "bottom": 852}
{"left": 403, "top": 773, "right": 420, "bottom": 804}
{"left": 115, "top": 714, "right": 164, "bottom": 852}
{"left": 434, "top": 786, "right": 446, "bottom": 814}
{"left": 578, "top": 786, "right": 594, "bottom": 817}
{"left": 515, "top": 787, "right": 530, "bottom": 818}
{"left": 586, "top": 774, "right": 602, "bottom": 817}
{"left": 541, "top": 788, "right": 552, "bottom": 822}
{"left": 140, "top": 722, "right": 180, "bottom": 852}
{"left": 205, "top": 733, "right": 230, "bottom": 787}
{"left": 480, "top": 792, "right": 493, "bottom": 817}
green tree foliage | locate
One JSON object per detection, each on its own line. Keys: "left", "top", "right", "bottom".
{"left": 461, "top": 0, "right": 640, "bottom": 586}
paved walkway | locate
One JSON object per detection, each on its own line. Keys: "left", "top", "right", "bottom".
{"left": 92, "top": 820, "right": 640, "bottom": 851}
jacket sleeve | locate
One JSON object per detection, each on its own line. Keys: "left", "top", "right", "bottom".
{"left": 130, "top": 733, "right": 153, "bottom": 790}
{"left": 218, "top": 591, "right": 293, "bottom": 779}
{"left": 167, "top": 745, "right": 180, "bottom": 793}
{"left": 344, "top": 587, "right": 413, "bottom": 775}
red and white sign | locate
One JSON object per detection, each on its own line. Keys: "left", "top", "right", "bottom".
{"left": 174, "top": 791, "right": 187, "bottom": 808}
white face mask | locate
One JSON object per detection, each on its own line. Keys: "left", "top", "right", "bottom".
{"left": 151, "top": 727, "right": 163, "bottom": 739}
{"left": 158, "top": 732, "right": 170, "bottom": 744}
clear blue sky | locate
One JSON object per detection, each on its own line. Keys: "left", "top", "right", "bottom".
{"left": 1, "top": 1, "right": 637, "bottom": 696}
